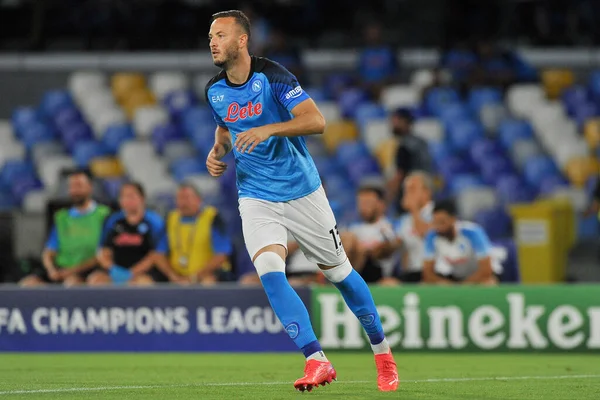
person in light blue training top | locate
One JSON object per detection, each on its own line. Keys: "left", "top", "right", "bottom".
{"left": 422, "top": 199, "right": 502, "bottom": 285}
{"left": 204, "top": 10, "right": 398, "bottom": 393}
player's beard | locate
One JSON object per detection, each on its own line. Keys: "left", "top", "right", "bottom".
{"left": 437, "top": 229, "right": 455, "bottom": 241}
{"left": 214, "top": 45, "right": 240, "bottom": 69}
{"left": 71, "top": 195, "right": 88, "bottom": 207}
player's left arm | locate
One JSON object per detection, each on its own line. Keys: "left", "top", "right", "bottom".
{"left": 196, "top": 213, "right": 233, "bottom": 282}
{"left": 462, "top": 226, "right": 494, "bottom": 284}
{"left": 130, "top": 216, "right": 165, "bottom": 276}
{"left": 235, "top": 99, "right": 325, "bottom": 153}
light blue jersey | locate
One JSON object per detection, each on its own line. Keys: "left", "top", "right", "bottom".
{"left": 205, "top": 56, "right": 321, "bottom": 202}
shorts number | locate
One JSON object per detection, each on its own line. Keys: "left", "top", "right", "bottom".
{"left": 328, "top": 225, "right": 342, "bottom": 250}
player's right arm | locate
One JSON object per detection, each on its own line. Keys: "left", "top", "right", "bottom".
{"left": 422, "top": 231, "right": 453, "bottom": 284}
{"left": 206, "top": 125, "right": 232, "bottom": 177}
{"left": 42, "top": 226, "right": 60, "bottom": 281}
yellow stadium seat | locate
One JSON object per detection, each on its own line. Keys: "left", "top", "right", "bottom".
{"left": 565, "top": 157, "right": 598, "bottom": 187}
{"left": 541, "top": 69, "right": 575, "bottom": 100}
{"left": 584, "top": 119, "right": 600, "bottom": 150}
{"left": 90, "top": 157, "right": 125, "bottom": 178}
{"left": 374, "top": 138, "right": 398, "bottom": 171}
{"left": 322, "top": 121, "right": 358, "bottom": 153}
{"left": 112, "top": 73, "right": 146, "bottom": 104}
{"left": 123, "top": 89, "right": 156, "bottom": 119}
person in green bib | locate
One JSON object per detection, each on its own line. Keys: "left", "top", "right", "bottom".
{"left": 20, "top": 170, "right": 110, "bottom": 287}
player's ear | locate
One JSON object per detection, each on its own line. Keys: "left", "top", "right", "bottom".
{"left": 239, "top": 33, "right": 249, "bottom": 49}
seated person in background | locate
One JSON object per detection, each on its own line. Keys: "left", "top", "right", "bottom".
{"left": 91, "top": 182, "right": 172, "bottom": 286}
{"left": 20, "top": 170, "right": 111, "bottom": 287}
{"left": 394, "top": 171, "right": 435, "bottom": 283}
{"left": 423, "top": 199, "right": 502, "bottom": 285}
{"left": 349, "top": 184, "right": 400, "bottom": 285}
{"left": 471, "top": 40, "right": 538, "bottom": 89}
{"left": 155, "top": 184, "right": 234, "bottom": 284}
{"left": 358, "top": 22, "right": 399, "bottom": 99}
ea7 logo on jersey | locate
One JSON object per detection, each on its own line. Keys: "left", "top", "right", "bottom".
{"left": 285, "top": 86, "right": 303, "bottom": 100}
{"left": 211, "top": 95, "right": 224, "bottom": 102}
{"left": 224, "top": 101, "right": 263, "bottom": 123}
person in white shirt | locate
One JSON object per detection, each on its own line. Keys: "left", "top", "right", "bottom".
{"left": 394, "top": 171, "right": 434, "bottom": 283}
{"left": 423, "top": 199, "right": 502, "bottom": 285}
{"left": 348, "top": 184, "right": 400, "bottom": 285}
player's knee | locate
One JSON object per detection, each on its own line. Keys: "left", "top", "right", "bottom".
{"left": 19, "top": 275, "right": 43, "bottom": 287}
{"left": 87, "top": 271, "right": 111, "bottom": 286}
{"left": 319, "top": 258, "right": 353, "bottom": 283}
{"left": 63, "top": 275, "right": 83, "bottom": 287}
{"left": 253, "top": 251, "right": 286, "bottom": 277}
{"left": 129, "top": 274, "right": 154, "bottom": 286}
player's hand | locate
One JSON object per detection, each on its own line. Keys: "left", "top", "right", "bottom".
{"left": 206, "top": 144, "right": 228, "bottom": 177}
{"left": 235, "top": 127, "right": 272, "bottom": 154}
{"left": 48, "top": 269, "right": 61, "bottom": 281}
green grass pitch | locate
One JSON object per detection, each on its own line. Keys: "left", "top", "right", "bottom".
{"left": 0, "top": 353, "right": 598, "bottom": 399}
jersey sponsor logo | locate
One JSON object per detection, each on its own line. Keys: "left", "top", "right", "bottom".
{"left": 285, "top": 322, "right": 300, "bottom": 339}
{"left": 285, "top": 86, "right": 303, "bottom": 100}
{"left": 224, "top": 101, "right": 263, "bottom": 123}
{"left": 251, "top": 79, "right": 262, "bottom": 93}
{"left": 114, "top": 233, "right": 144, "bottom": 247}
{"left": 443, "top": 256, "right": 470, "bottom": 266}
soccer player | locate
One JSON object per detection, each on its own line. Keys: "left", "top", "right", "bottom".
{"left": 205, "top": 10, "right": 398, "bottom": 392}
{"left": 423, "top": 199, "right": 502, "bottom": 285}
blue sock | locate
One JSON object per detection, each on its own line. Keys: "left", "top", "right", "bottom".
{"left": 260, "top": 272, "right": 322, "bottom": 358}
{"left": 333, "top": 269, "right": 385, "bottom": 345}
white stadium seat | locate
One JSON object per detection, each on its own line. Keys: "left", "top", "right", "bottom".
{"left": 456, "top": 187, "right": 497, "bottom": 220}
{"left": 23, "top": 190, "right": 49, "bottom": 213}
{"left": 133, "top": 106, "right": 169, "bottom": 139}
{"left": 380, "top": 85, "right": 419, "bottom": 111}
{"left": 479, "top": 104, "right": 507, "bottom": 134}
{"left": 0, "top": 141, "right": 25, "bottom": 169}
{"left": 552, "top": 187, "right": 588, "bottom": 212}
{"left": 413, "top": 119, "right": 444, "bottom": 143}
{"left": 318, "top": 102, "right": 341, "bottom": 124}
{"left": 507, "top": 84, "right": 545, "bottom": 119}
{"left": 90, "top": 106, "right": 127, "bottom": 139}
{"left": 363, "top": 119, "right": 391, "bottom": 152}
{"left": 69, "top": 71, "right": 107, "bottom": 102}
{"left": 150, "top": 71, "right": 189, "bottom": 100}
{"left": 38, "top": 155, "right": 75, "bottom": 192}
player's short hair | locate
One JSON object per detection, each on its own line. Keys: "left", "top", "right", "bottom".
{"left": 357, "top": 184, "right": 385, "bottom": 201}
{"left": 211, "top": 10, "right": 251, "bottom": 40}
{"left": 433, "top": 199, "right": 457, "bottom": 216}
{"left": 121, "top": 181, "right": 145, "bottom": 199}
{"left": 178, "top": 182, "right": 201, "bottom": 198}
{"left": 392, "top": 107, "right": 415, "bottom": 124}
{"left": 406, "top": 171, "right": 434, "bottom": 193}
{"left": 68, "top": 168, "right": 92, "bottom": 183}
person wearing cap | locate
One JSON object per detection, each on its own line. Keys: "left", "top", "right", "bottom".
{"left": 386, "top": 108, "right": 433, "bottom": 214}
{"left": 155, "top": 183, "right": 234, "bottom": 284}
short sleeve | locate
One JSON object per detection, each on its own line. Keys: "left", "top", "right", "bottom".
{"left": 423, "top": 231, "right": 436, "bottom": 261}
{"left": 100, "top": 213, "right": 118, "bottom": 249}
{"left": 210, "top": 214, "right": 233, "bottom": 255}
{"left": 464, "top": 226, "right": 492, "bottom": 259}
{"left": 148, "top": 214, "right": 167, "bottom": 251}
{"left": 265, "top": 61, "right": 310, "bottom": 112}
{"left": 205, "top": 78, "right": 227, "bottom": 128}
{"left": 45, "top": 226, "right": 59, "bottom": 251}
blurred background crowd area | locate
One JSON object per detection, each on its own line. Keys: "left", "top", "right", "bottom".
{"left": 0, "top": 0, "right": 599, "bottom": 286}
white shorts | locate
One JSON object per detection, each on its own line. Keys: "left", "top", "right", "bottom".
{"left": 238, "top": 185, "right": 346, "bottom": 267}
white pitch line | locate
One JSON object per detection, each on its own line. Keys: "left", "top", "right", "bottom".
{"left": 0, "top": 374, "right": 598, "bottom": 396}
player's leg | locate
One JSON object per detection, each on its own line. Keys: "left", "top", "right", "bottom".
{"left": 286, "top": 186, "right": 398, "bottom": 392}
{"left": 19, "top": 274, "right": 46, "bottom": 287}
{"left": 239, "top": 198, "right": 334, "bottom": 392}
{"left": 62, "top": 274, "right": 83, "bottom": 287}
{"left": 86, "top": 270, "right": 112, "bottom": 286}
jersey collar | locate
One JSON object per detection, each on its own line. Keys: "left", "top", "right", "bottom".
{"left": 68, "top": 201, "right": 97, "bottom": 217}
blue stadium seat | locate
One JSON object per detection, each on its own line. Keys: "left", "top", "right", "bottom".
{"left": 474, "top": 208, "right": 512, "bottom": 241}
{"left": 305, "top": 87, "right": 327, "bottom": 102}
{"left": 12, "top": 107, "right": 40, "bottom": 138}
{"left": 424, "top": 87, "right": 460, "bottom": 116}
{"left": 313, "top": 156, "right": 340, "bottom": 175}
{"left": 102, "top": 124, "right": 135, "bottom": 153}
{"left": 493, "top": 238, "right": 520, "bottom": 283}
{"left": 323, "top": 173, "right": 354, "bottom": 195}
{"left": 497, "top": 119, "right": 534, "bottom": 149}
{"left": 53, "top": 106, "right": 83, "bottom": 133}
{"left": 429, "top": 142, "right": 451, "bottom": 170}
{"left": 40, "top": 90, "right": 73, "bottom": 119}
{"left": 323, "top": 73, "right": 353, "bottom": 100}
{"left": 577, "top": 215, "right": 599, "bottom": 240}
{"left": 103, "top": 178, "right": 126, "bottom": 200}
{"left": 335, "top": 141, "right": 370, "bottom": 167}
{"left": 523, "top": 155, "right": 560, "bottom": 189}
{"left": 469, "top": 138, "right": 503, "bottom": 166}
{"left": 11, "top": 176, "right": 42, "bottom": 204}
{"left": 447, "top": 120, "right": 485, "bottom": 153}
{"left": 21, "top": 122, "right": 56, "bottom": 149}
{"left": 468, "top": 87, "right": 502, "bottom": 114}
{"left": 0, "top": 160, "right": 36, "bottom": 188}
{"left": 588, "top": 70, "right": 600, "bottom": 102}
{"left": 354, "top": 102, "right": 386, "bottom": 132}
{"left": 181, "top": 106, "right": 215, "bottom": 137}
{"left": 438, "top": 156, "right": 478, "bottom": 182}
{"left": 439, "top": 103, "right": 471, "bottom": 127}
{"left": 538, "top": 175, "right": 569, "bottom": 196}
{"left": 73, "top": 141, "right": 110, "bottom": 167}
{"left": 164, "top": 90, "right": 197, "bottom": 119}
{"left": 449, "top": 173, "right": 485, "bottom": 195}
{"left": 562, "top": 85, "right": 590, "bottom": 117}
{"left": 338, "top": 88, "right": 368, "bottom": 119}
{"left": 151, "top": 122, "right": 184, "bottom": 154}
{"left": 170, "top": 157, "right": 207, "bottom": 182}
{"left": 61, "top": 122, "right": 94, "bottom": 153}
{"left": 573, "top": 102, "right": 600, "bottom": 131}
{"left": 496, "top": 175, "right": 536, "bottom": 204}
{"left": 346, "top": 157, "right": 380, "bottom": 186}
{"left": 480, "top": 155, "right": 514, "bottom": 185}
